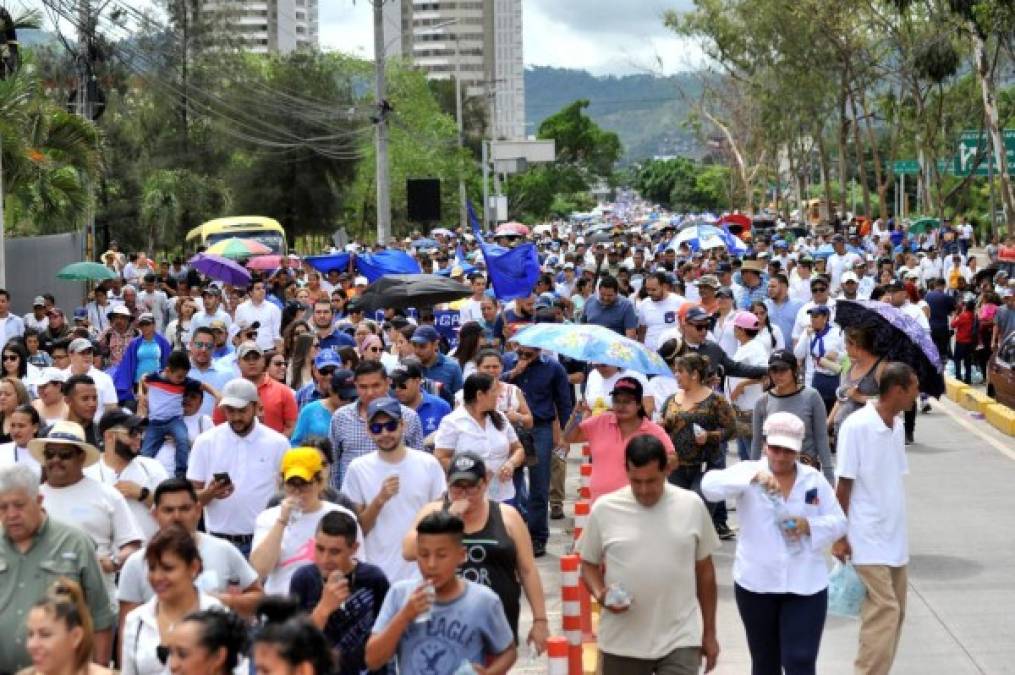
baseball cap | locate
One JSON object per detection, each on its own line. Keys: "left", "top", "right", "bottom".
{"left": 32, "top": 296, "right": 45, "bottom": 307}
{"left": 534, "top": 293, "right": 555, "bottom": 310}
{"left": 236, "top": 341, "right": 263, "bottom": 359}
{"left": 138, "top": 312, "right": 155, "bottom": 324}
{"left": 447, "top": 451, "right": 486, "bottom": 484}
{"left": 904, "top": 270, "right": 920, "bottom": 280}
{"left": 202, "top": 286, "right": 222, "bottom": 296}
{"left": 609, "top": 376, "right": 643, "bottom": 400}
{"left": 715, "top": 287, "right": 734, "bottom": 300}
{"left": 68, "top": 337, "right": 94, "bottom": 354}
{"left": 98, "top": 409, "right": 146, "bottom": 436}
{"left": 391, "top": 360, "right": 423, "bottom": 385}
{"left": 72, "top": 307, "right": 88, "bottom": 321}
{"left": 410, "top": 325, "right": 441, "bottom": 344}
{"left": 763, "top": 411, "right": 805, "bottom": 452}
{"left": 237, "top": 320, "right": 261, "bottom": 332}
{"left": 563, "top": 262, "right": 575, "bottom": 270}
{"left": 768, "top": 349, "right": 797, "bottom": 370}
{"left": 841, "top": 271, "right": 859, "bottom": 284}
{"left": 281, "top": 447, "right": 324, "bottom": 483}
{"left": 716, "top": 262, "right": 733, "bottom": 273}
{"left": 807, "top": 305, "right": 831, "bottom": 316}
{"left": 107, "top": 305, "right": 132, "bottom": 319}
{"left": 684, "top": 306, "right": 712, "bottom": 324}
{"left": 366, "top": 396, "right": 402, "bottom": 423}
{"left": 885, "top": 279, "right": 905, "bottom": 292}
{"left": 696, "top": 274, "right": 720, "bottom": 288}
{"left": 218, "top": 378, "right": 259, "bottom": 408}
{"left": 208, "top": 319, "right": 227, "bottom": 332}
{"left": 330, "top": 369, "right": 357, "bottom": 400}
{"left": 733, "top": 311, "right": 760, "bottom": 330}
{"left": 831, "top": 234, "right": 845, "bottom": 243}
{"left": 313, "top": 350, "right": 342, "bottom": 371}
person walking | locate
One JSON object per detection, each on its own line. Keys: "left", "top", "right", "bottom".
{"left": 833, "top": 362, "right": 919, "bottom": 675}
{"left": 578, "top": 435, "right": 720, "bottom": 674}
{"left": 702, "top": 412, "right": 847, "bottom": 675}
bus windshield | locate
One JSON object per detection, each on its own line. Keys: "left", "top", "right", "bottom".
{"left": 206, "top": 230, "right": 285, "bottom": 255}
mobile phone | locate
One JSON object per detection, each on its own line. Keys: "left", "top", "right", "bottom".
{"left": 213, "top": 472, "right": 232, "bottom": 485}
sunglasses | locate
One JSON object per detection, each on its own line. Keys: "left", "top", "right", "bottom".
{"left": 2, "top": 354, "right": 18, "bottom": 361}
{"left": 43, "top": 447, "right": 80, "bottom": 461}
{"left": 517, "top": 350, "right": 538, "bottom": 360}
{"left": 812, "top": 287, "right": 829, "bottom": 293}
{"left": 271, "top": 360, "right": 287, "bottom": 367}
{"left": 369, "top": 420, "right": 399, "bottom": 434}
{"left": 192, "top": 341, "right": 214, "bottom": 350}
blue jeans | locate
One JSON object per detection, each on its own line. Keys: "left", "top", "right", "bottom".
{"left": 525, "top": 423, "right": 554, "bottom": 546}
{"left": 737, "top": 436, "right": 752, "bottom": 462}
{"left": 509, "top": 467, "right": 528, "bottom": 522}
{"left": 141, "top": 416, "right": 190, "bottom": 478}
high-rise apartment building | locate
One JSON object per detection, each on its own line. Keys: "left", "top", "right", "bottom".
{"left": 198, "top": 0, "right": 318, "bottom": 54}
{"left": 383, "top": 0, "right": 525, "bottom": 140}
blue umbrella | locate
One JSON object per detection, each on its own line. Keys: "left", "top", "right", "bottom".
{"left": 834, "top": 299, "right": 944, "bottom": 397}
{"left": 188, "top": 253, "right": 251, "bottom": 286}
{"left": 511, "top": 324, "right": 674, "bottom": 377}
{"left": 670, "top": 225, "right": 726, "bottom": 252}
{"left": 813, "top": 243, "right": 836, "bottom": 260}
{"left": 412, "top": 238, "right": 439, "bottom": 250}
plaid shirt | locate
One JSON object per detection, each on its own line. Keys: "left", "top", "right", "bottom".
{"left": 329, "top": 401, "right": 424, "bottom": 489}
{"left": 296, "top": 382, "right": 324, "bottom": 408}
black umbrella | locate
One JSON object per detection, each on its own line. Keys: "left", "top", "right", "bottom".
{"left": 355, "top": 274, "right": 472, "bottom": 312}
{"left": 834, "top": 299, "right": 945, "bottom": 397}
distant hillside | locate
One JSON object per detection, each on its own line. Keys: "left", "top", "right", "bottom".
{"left": 524, "top": 66, "right": 703, "bottom": 164}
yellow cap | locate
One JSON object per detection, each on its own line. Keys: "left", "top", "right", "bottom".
{"left": 280, "top": 447, "right": 323, "bottom": 482}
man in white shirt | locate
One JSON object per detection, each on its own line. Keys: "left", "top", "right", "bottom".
{"left": 137, "top": 274, "right": 173, "bottom": 334}
{"left": 578, "top": 435, "right": 720, "bottom": 673}
{"left": 833, "top": 363, "right": 918, "bottom": 675}
{"left": 29, "top": 420, "right": 144, "bottom": 615}
{"left": 191, "top": 286, "right": 232, "bottom": 333}
{"left": 342, "top": 397, "right": 445, "bottom": 582}
{"left": 187, "top": 378, "right": 290, "bottom": 556}
{"left": 826, "top": 235, "right": 861, "bottom": 294}
{"left": 0, "top": 289, "right": 25, "bottom": 345}
{"left": 791, "top": 278, "right": 835, "bottom": 344}
{"left": 637, "top": 271, "right": 686, "bottom": 351}
{"left": 85, "top": 411, "right": 168, "bottom": 541}
{"left": 458, "top": 273, "right": 488, "bottom": 324}
{"left": 234, "top": 278, "right": 282, "bottom": 352}
{"left": 63, "top": 337, "right": 119, "bottom": 419}
{"left": 788, "top": 257, "right": 814, "bottom": 304}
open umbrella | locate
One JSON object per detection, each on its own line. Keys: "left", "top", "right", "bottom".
{"left": 355, "top": 274, "right": 471, "bottom": 312}
{"left": 412, "top": 238, "right": 439, "bottom": 250}
{"left": 907, "top": 217, "right": 939, "bottom": 235}
{"left": 247, "top": 255, "right": 283, "bottom": 271}
{"left": 189, "top": 253, "right": 251, "bottom": 287}
{"left": 206, "top": 238, "right": 271, "bottom": 259}
{"left": 834, "top": 299, "right": 945, "bottom": 397}
{"left": 512, "top": 324, "right": 673, "bottom": 377}
{"left": 431, "top": 228, "right": 454, "bottom": 238}
{"left": 813, "top": 243, "right": 836, "bottom": 260}
{"left": 56, "top": 262, "right": 116, "bottom": 281}
{"left": 496, "top": 222, "right": 530, "bottom": 237}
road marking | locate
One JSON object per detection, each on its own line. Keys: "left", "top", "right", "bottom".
{"left": 933, "top": 396, "right": 1015, "bottom": 461}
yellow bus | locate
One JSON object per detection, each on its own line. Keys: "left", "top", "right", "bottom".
{"left": 185, "top": 216, "right": 287, "bottom": 255}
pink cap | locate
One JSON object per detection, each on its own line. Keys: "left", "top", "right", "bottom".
{"left": 763, "top": 412, "right": 805, "bottom": 452}
{"left": 732, "top": 311, "right": 760, "bottom": 331}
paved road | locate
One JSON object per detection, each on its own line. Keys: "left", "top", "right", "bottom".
{"left": 517, "top": 393, "right": 1015, "bottom": 673}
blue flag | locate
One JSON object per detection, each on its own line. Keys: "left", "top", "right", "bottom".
{"left": 355, "top": 250, "right": 422, "bottom": 282}
{"left": 468, "top": 200, "right": 539, "bottom": 301}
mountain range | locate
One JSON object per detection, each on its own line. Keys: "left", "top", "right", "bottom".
{"left": 523, "top": 66, "right": 703, "bottom": 164}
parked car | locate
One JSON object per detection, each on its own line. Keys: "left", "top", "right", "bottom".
{"left": 987, "top": 333, "right": 1015, "bottom": 409}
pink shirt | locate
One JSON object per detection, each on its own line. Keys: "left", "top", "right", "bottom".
{"left": 580, "top": 413, "right": 676, "bottom": 502}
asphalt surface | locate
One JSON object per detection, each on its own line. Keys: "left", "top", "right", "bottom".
{"left": 517, "top": 393, "right": 1015, "bottom": 674}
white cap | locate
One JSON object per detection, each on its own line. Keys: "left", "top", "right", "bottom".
{"left": 354, "top": 276, "right": 369, "bottom": 286}
{"left": 38, "top": 367, "right": 67, "bottom": 385}
{"left": 841, "top": 271, "right": 859, "bottom": 284}
{"left": 763, "top": 412, "right": 805, "bottom": 452}
{"left": 218, "top": 378, "right": 260, "bottom": 408}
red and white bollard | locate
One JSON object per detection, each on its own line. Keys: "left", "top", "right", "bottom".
{"left": 547, "top": 636, "right": 569, "bottom": 675}
{"left": 572, "top": 500, "right": 595, "bottom": 641}
{"left": 560, "top": 554, "right": 583, "bottom": 675}
{"left": 578, "top": 462, "right": 592, "bottom": 500}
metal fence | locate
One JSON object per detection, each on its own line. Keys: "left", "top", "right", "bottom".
{"left": 3, "top": 231, "right": 86, "bottom": 315}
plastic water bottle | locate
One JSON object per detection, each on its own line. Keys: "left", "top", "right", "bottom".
{"left": 765, "top": 490, "right": 803, "bottom": 554}
{"left": 414, "top": 581, "right": 436, "bottom": 624}
{"left": 592, "top": 397, "right": 607, "bottom": 416}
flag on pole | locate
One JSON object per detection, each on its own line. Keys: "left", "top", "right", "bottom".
{"left": 468, "top": 201, "right": 539, "bottom": 301}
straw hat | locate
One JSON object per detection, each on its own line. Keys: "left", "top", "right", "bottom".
{"left": 28, "top": 420, "right": 100, "bottom": 467}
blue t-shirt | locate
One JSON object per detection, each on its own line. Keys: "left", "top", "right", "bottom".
{"left": 415, "top": 391, "right": 452, "bottom": 436}
{"left": 290, "top": 399, "right": 335, "bottom": 446}
{"left": 135, "top": 339, "right": 162, "bottom": 382}
{"left": 581, "top": 296, "right": 637, "bottom": 336}
{"left": 421, "top": 353, "right": 464, "bottom": 396}
{"left": 291, "top": 562, "right": 391, "bottom": 675}
{"left": 372, "top": 579, "right": 513, "bottom": 674}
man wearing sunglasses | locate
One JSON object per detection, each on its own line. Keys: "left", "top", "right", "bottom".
{"left": 30, "top": 420, "right": 144, "bottom": 662}
{"left": 344, "top": 397, "right": 445, "bottom": 583}
{"left": 790, "top": 276, "right": 836, "bottom": 345}
{"left": 186, "top": 326, "right": 233, "bottom": 417}
{"left": 391, "top": 359, "right": 451, "bottom": 436}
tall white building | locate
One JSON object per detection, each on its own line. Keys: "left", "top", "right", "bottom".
{"left": 199, "top": 0, "right": 318, "bottom": 54}
{"left": 383, "top": 0, "right": 525, "bottom": 140}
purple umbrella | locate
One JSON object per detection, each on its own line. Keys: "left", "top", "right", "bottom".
{"left": 188, "top": 253, "right": 251, "bottom": 286}
{"left": 834, "top": 299, "right": 945, "bottom": 397}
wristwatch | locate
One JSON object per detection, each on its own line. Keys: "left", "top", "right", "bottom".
{"left": 110, "top": 553, "right": 123, "bottom": 570}
{"left": 138, "top": 487, "right": 151, "bottom": 502}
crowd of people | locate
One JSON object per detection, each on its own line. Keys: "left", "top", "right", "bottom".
{"left": 0, "top": 215, "right": 1012, "bottom": 674}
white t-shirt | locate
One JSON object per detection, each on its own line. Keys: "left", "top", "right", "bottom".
{"left": 117, "top": 532, "right": 260, "bottom": 603}
{"left": 342, "top": 449, "right": 446, "bottom": 583}
{"left": 645, "top": 376, "right": 679, "bottom": 424}
{"left": 234, "top": 300, "right": 282, "bottom": 351}
{"left": 186, "top": 421, "right": 290, "bottom": 535}
{"left": 85, "top": 456, "right": 168, "bottom": 541}
{"left": 637, "top": 294, "right": 685, "bottom": 351}
{"left": 252, "top": 501, "right": 361, "bottom": 595}
{"left": 433, "top": 407, "right": 519, "bottom": 502}
{"left": 155, "top": 413, "right": 213, "bottom": 477}
{"left": 458, "top": 298, "right": 484, "bottom": 324}
{"left": 40, "top": 477, "right": 144, "bottom": 609}
{"left": 835, "top": 402, "right": 909, "bottom": 566}
{"left": 584, "top": 368, "right": 649, "bottom": 410}
{"left": 0, "top": 442, "right": 41, "bottom": 478}
{"left": 727, "top": 336, "right": 769, "bottom": 412}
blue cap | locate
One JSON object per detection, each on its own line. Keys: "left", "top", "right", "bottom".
{"left": 534, "top": 292, "right": 556, "bottom": 310}
{"left": 410, "top": 325, "right": 441, "bottom": 344}
{"left": 366, "top": 396, "right": 402, "bottom": 422}
{"left": 807, "top": 305, "right": 831, "bottom": 316}
{"left": 685, "top": 306, "right": 712, "bottom": 323}
{"left": 314, "top": 349, "right": 342, "bottom": 370}
{"left": 72, "top": 307, "right": 88, "bottom": 320}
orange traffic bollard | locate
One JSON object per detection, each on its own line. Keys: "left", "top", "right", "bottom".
{"left": 560, "top": 554, "right": 583, "bottom": 675}
{"left": 547, "top": 636, "right": 569, "bottom": 675}
{"left": 578, "top": 462, "right": 592, "bottom": 499}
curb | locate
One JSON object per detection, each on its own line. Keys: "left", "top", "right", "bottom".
{"left": 944, "top": 375, "right": 1015, "bottom": 436}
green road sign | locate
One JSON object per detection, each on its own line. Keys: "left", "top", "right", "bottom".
{"left": 954, "top": 129, "right": 1015, "bottom": 177}
{"left": 892, "top": 160, "right": 920, "bottom": 175}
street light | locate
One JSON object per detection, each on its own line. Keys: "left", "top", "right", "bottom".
{"left": 425, "top": 19, "right": 467, "bottom": 232}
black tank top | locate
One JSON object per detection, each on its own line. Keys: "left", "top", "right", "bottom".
{"left": 444, "top": 497, "right": 521, "bottom": 637}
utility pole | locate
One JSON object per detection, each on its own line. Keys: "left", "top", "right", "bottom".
{"left": 454, "top": 35, "right": 466, "bottom": 232}
{"left": 0, "top": 136, "right": 6, "bottom": 288}
{"left": 372, "top": 0, "right": 391, "bottom": 244}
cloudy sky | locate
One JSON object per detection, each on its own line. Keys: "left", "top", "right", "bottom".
{"left": 321, "top": 0, "right": 702, "bottom": 75}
